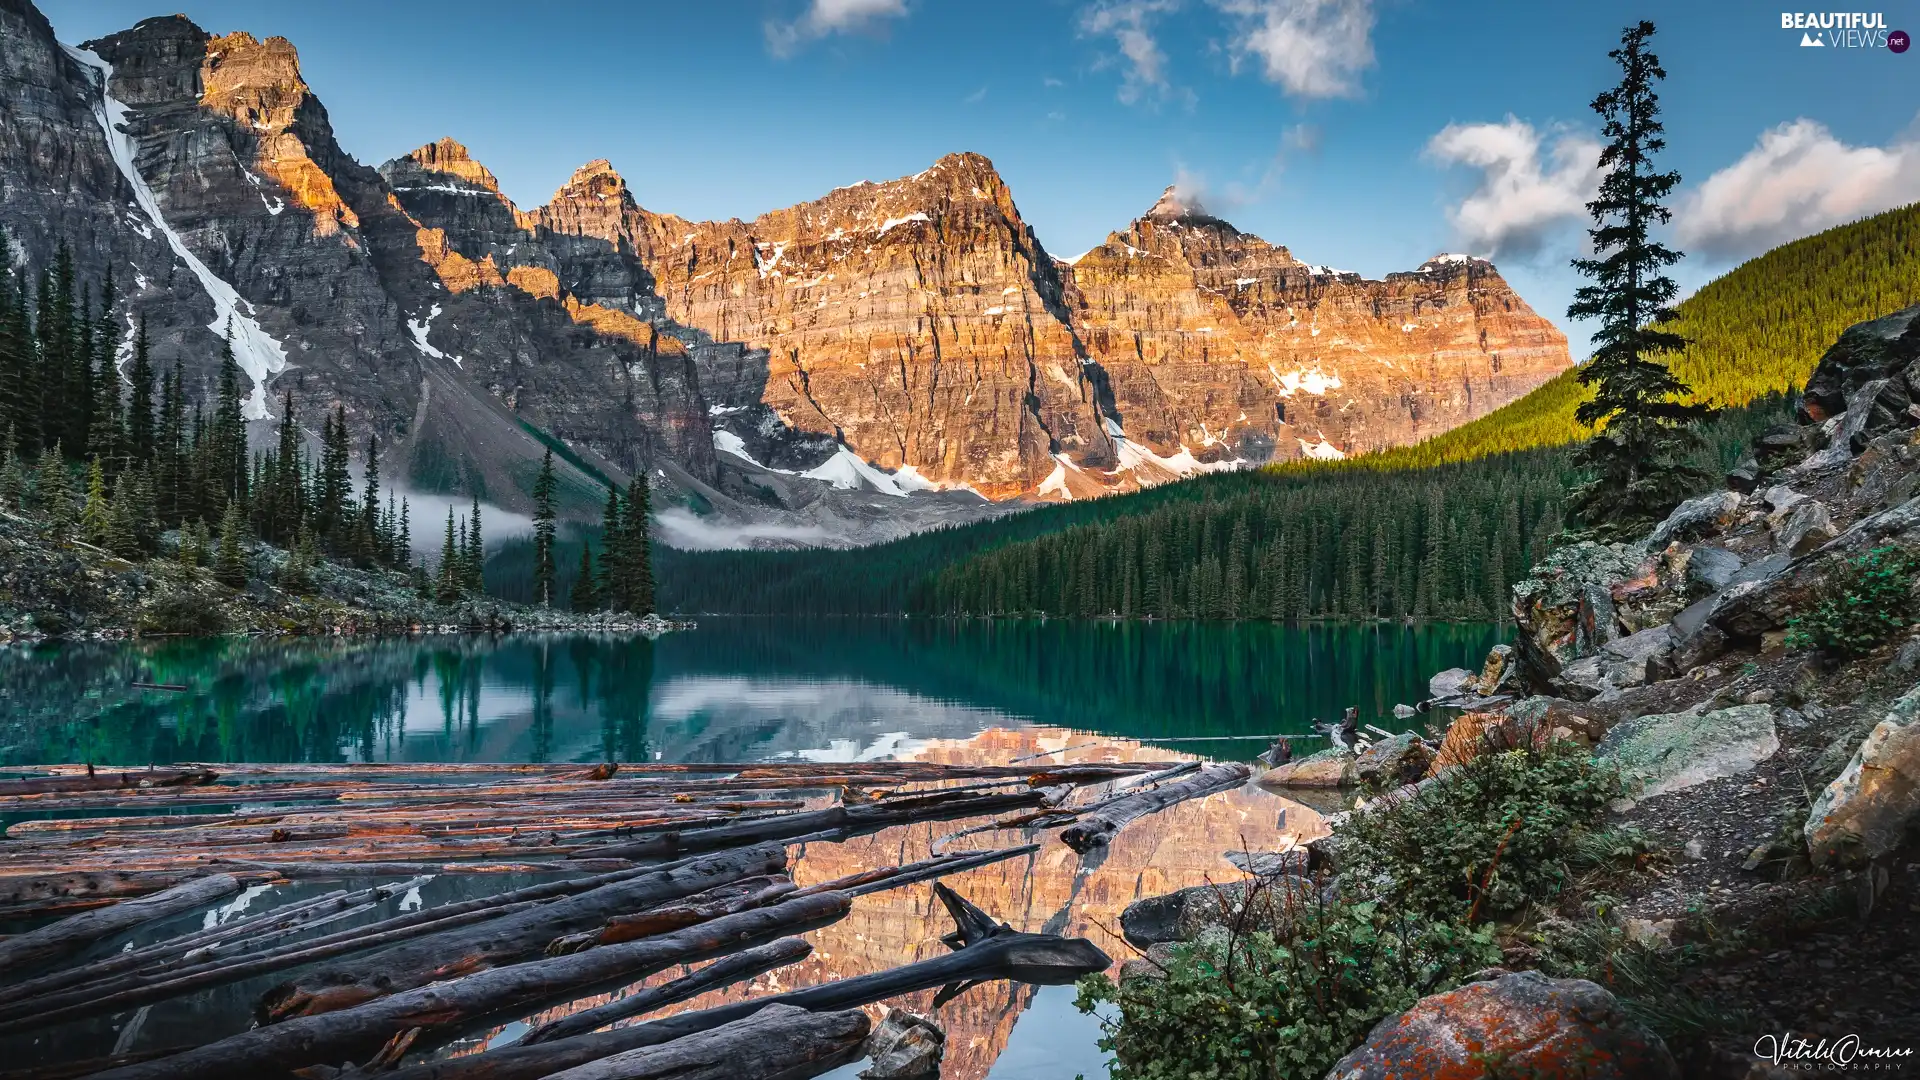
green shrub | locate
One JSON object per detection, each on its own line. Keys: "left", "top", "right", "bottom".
{"left": 139, "top": 591, "right": 229, "bottom": 636}
{"left": 1784, "top": 545, "right": 1919, "bottom": 658}
{"left": 1076, "top": 897, "right": 1499, "bottom": 1080}
{"left": 1336, "top": 740, "right": 1621, "bottom": 923}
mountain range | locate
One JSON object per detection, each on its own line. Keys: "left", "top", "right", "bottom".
{"left": 0, "top": 0, "right": 1571, "bottom": 547}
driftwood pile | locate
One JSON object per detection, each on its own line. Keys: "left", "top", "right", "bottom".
{"left": 0, "top": 756, "right": 1249, "bottom": 1079}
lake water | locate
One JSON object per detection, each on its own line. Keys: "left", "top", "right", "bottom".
{"left": 0, "top": 618, "right": 1500, "bottom": 1078}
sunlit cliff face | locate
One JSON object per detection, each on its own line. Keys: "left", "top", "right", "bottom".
{"left": 499, "top": 726, "right": 1326, "bottom": 1080}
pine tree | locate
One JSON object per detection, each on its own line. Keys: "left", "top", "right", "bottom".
{"left": 598, "top": 484, "right": 623, "bottom": 608}
{"left": 466, "top": 494, "right": 484, "bottom": 594}
{"left": 571, "top": 545, "right": 601, "bottom": 612}
{"left": 33, "top": 443, "right": 74, "bottom": 537}
{"left": 155, "top": 366, "right": 187, "bottom": 525}
{"left": 396, "top": 497, "right": 411, "bottom": 570}
{"left": 88, "top": 269, "right": 120, "bottom": 469}
{"left": 126, "top": 316, "right": 155, "bottom": 464}
{"left": 210, "top": 327, "right": 247, "bottom": 513}
{"left": 1568, "top": 20, "right": 1712, "bottom": 536}
{"left": 316, "top": 404, "right": 351, "bottom": 546}
{"left": 79, "top": 455, "right": 111, "bottom": 546}
{"left": 214, "top": 498, "right": 248, "bottom": 588}
{"left": 622, "top": 475, "right": 654, "bottom": 614}
{"left": 0, "top": 426, "right": 23, "bottom": 509}
{"left": 358, "top": 434, "right": 382, "bottom": 564}
{"left": 437, "top": 507, "right": 461, "bottom": 603}
{"left": 532, "top": 448, "right": 558, "bottom": 607}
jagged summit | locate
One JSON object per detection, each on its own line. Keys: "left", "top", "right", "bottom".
{"left": 1145, "top": 185, "right": 1201, "bottom": 221}
{"left": 554, "top": 159, "right": 629, "bottom": 203}
{"left": 402, "top": 137, "right": 502, "bottom": 191}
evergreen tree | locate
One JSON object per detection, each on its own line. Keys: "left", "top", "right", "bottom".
{"left": 126, "top": 315, "right": 156, "bottom": 464}
{"left": 87, "top": 269, "right": 120, "bottom": 469}
{"left": 532, "top": 448, "right": 558, "bottom": 607}
{"left": 437, "top": 507, "right": 461, "bottom": 603}
{"left": 155, "top": 366, "right": 187, "bottom": 525}
{"left": 358, "top": 434, "right": 382, "bottom": 564}
{"left": 1567, "top": 20, "right": 1712, "bottom": 535}
{"left": 0, "top": 228, "right": 25, "bottom": 449}
{"left": 571, "top": 545, "right": 601, "bottom": 613}
{"left": 466, "top": 494, "right": 485, "bottom": 594}
{"left": 623, "top": 475, "right": 654, "bottom": 614}
{"left": 178, "top": 518, "right": 210, "bottom": 568}
{"left": 33, "top": 443, "right": 74, "bottom": 536}
{"left": 209, "top": 327, "right": 247, "bottom": 513}
{"left": 79, "top": 455, "right": 111, "bottom": 546}
{"left": 396, "top": 497, "right": 411, "bottom": 570}
{"left": 0, "top": 426, "right": 23, "bottom": 509}
{"left": 214, "top": 498, "right": 248, "bottom": 588}
{"left": 598, "top": 484, "right": 623, "bottom": 607}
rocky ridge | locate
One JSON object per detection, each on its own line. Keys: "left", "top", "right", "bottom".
{"left": 0, "top": 0, "right": 1571, "bottom": 547}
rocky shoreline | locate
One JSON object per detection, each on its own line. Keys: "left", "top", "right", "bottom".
{"left": 0, "top": 507, "right": 687, "bottom": 644}
{"left": 1108, "top": 306, "right": 1920, "bottom": 1077}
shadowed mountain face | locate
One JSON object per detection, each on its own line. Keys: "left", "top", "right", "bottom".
{"left": 0, "top": 0, "right": 1570, "bottom": 546}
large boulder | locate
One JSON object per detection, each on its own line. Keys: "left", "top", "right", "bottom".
{"left": 1260, "top": 746, "right": 1357, "bottom": 788}
{"left": 1353, "top": 732, "right": 1435, "bottom": 787}
{"left": 1805, "top": 685, "right": 1920, "bottom": 867}
{"left": 1326, "top": 971, "right": 1680, "bottom": 1080}
{"left": 1799, "top": 303, "right": 1920, "bottom": 423}
{"left": 1647, "top": 490, "right": 1743, "bottom": 548}
{"left": 1511, "top": 542, "right": 1644, "bottom": 682}
{"left": 1775, "top": 499, "right": 1837, "bottom": 557}
{"left": 860, "top": 1009, "right": 944, "bottom": 1079}
{"left": 1596, "top": 704, "right": 1779, "bottom": 799}
{"left": 1712, "top": 492, "right": 1920, "bottom": 639}
{"left": 1118, "top": 875, "right": 1316, "bottom": 949}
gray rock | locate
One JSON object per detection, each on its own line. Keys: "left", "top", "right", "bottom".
{"left": 1428, "top": 667, "right": 1474, "bottom": 700}
{"left": 1805, "top": 684, "right": 1920, "bottom": 867}
{"left": 1224, "top": 848, "right": 1309, "bottom": 878}
{"left": 1685, "top": 545, "right": 1743, "bottom": 592}
{"left": 1327, "top": 972, "right": 1680, "bottom": 1080}
{"left": 1799, "top": 303, "right": 1920, "bottom": 422}
{"left": 1352, "top": 732, "right": 1434, "bottom": 787}
{"left": 1118, "top": 876, "right": 1316, "bottom": 948}
{"left": 1895, "top": 636, "right": 1920, "bottom": 675}
{"left": 1599, "top": 624, "right": 1675, "bottom": 688}
{"left": 1596, "top": 704, "right": 1779, "bottom": 799}
{"left": 860, "top": 1009, "right": 944, "bottom": 1079}
{"left": 1775, "top": 499, "right": 1837, "bottom": 556}
{"left": 1648, "top": 490, "right": 1743, "bottom": 548}
{"left": 1762, "top": 484, "right": 1809, "bottom": 517}
{"left": 1391, "top": 702, "right": 1416, "bottom": 719}
{"left": 1725, "top": 457, "right": 1761, "bottom": 493}
{"left": 1260, "top": 746, "right": 1358, "bottom": 788}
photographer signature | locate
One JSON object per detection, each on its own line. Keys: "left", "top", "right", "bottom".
{"left": 1755, "top": 1032, "right": 1915, "bottom": 1070}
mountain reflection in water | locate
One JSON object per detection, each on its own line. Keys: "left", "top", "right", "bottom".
{"left": 0, "top": 619, "right": 1499, "bottom": 1078}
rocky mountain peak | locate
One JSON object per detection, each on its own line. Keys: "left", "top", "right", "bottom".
{"left": 1145, "top": 184, "right": 1201, "bottom": 221}
{"left": 554, "top": 159, "right": 630, "bottom": 205}
{"left": 200, "top": 29, "right": 311, "bottom": 124}
{"left": 403, "top": 137, "right": 501, "bottom": 192}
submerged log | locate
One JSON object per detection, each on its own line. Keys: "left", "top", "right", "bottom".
{"left": 256, "top": 843, "right": 789, "bottom": 1022}
{"left": 86, "top": 892, "right": 855, "bottom": 1080}
{"left": 0, "top": 873, "right": 242, "bottom": 975}
{"left": 521, "top": 937, "right": 813, "bottom": 1045}
{"left": 1059, "top": 762, "right": 1251, "bottom": 853}
{"left": 539, "top": 1004, "right": 869, "bottom": 1080}
{"left": 358, "top": 885, "right": 1109, "bottom": 1080}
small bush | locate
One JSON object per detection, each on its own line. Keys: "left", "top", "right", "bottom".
{"left": 1336, "top": 739, "right": 1621, "bottom": 923}
{"left": 1076, "top": 895, "right": 1499, "bottom": 1080}
{"left": 139, "top": 591, "right": 229, "bottom": 636}
{"left": 1785, "top": 545, "right": 1920, "bottom": 658}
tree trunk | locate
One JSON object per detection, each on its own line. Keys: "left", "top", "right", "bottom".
{"left": 539, "top": 1005, "right": 869, "bottom": 1080}
{"left": 1059, "top": 763, "right": 1250, "bottom": 852}
{"left": 0, "top": 873, "right": 240, "bottom": 974}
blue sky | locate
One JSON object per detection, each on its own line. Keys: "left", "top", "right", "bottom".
{"left": 42, "top": 0, "right": 1920, "bottom": 361}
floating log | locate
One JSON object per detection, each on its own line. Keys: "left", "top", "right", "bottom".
{"left": 86, "top": 892, "right": 855, "bottom": 1080}
{"left": 520, "top": 937, "right": 813, "bottom": 1045}
{"left": 539, "top": 1004, "right": 869, "bottom": 1080}
{"left": 1059, "top": 762, "right": 1251, "bottom": 853}
{"left": 129, "top": 681, "right": 190, "bottom": 692}
{"left": 546, "top": 875, "right": 796, "bottom": 955}
{"left": 587, "top": 788, "right": 1055, "bottom": 862}
{"left": 0, "top": 768, "right": 216, "bottom": 798}
{"left": 0, "top": 873, "right": 241, "bottom": 974}
{"left": 355, "top": 885, "right": 1109, "bottom": 1080}
{"left": 256, "top": 843, "right": 789, "bottom": 1022}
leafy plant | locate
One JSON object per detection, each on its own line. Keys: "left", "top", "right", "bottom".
{"left": 1784, "top": 546, "right": 1920, "bottom": 658}
{"left": 1076, "top": 892, "right": 1498, "bottom": 1080}
{"left": 1336, "top": 739, "right": 1621, "bottom": 923}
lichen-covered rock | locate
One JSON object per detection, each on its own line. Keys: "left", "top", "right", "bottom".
{"left": 1511, "top": 542, "right": 1643, "bottom": 681}
{"left": 1805, "top": 685, "right": 1920, "bottom": 867}
{"left": 1712, "top": 492, "right": 1920, "bottom": 638}
{"left": 1259, "top": 746, "right": 1357, "bottom": 788}
{"left": 1596, "top": 704, "right": 1778, "bottom": 799}
{"left": 1354, "top": 732, "right": 1435, "bottom": 787}
{"left": 1775, "top": 499, "right": 1837, "bottom": 556}
{"left": 859, "top": 1009, "right": 944, "bottom": 1080}
{"left": 1325, "top": 971, "right": 1680, "bottom": 1080}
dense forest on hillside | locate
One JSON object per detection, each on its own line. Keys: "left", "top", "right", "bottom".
{"left": 662, "top": 201, "right": 1918, "bottom": 619}
{"left": 659, "top": 401, "right": 1786, "bottom": 619}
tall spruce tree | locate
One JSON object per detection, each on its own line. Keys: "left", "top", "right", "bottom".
{"left": 86, "top": 269, "right": 118, "bottom": 468}
{"left": 1568, "top": 21, "right": 1712, "bottom": 535}
{"left": 623, "top": 474, "right": 655, "bottom": 614}
{"left": 437, "top": 507, "right": 460, "bottom": 603}
{"left": 126, "top": 316, "right": 156, "bottom": 464}
{"left": 531, "top": 448, "right": 557, "bottom": 607}
{"left": 570, "top": 545, "right": 600, "bottom": 612}
{"left": 467, "top": 494, "right": 484, "bottom": 593}
{"left": 210, "top": 327, "right": 247, "bottom": 513}
{"left": 598, "top": 484, "right": 622, "bottom": 608}
{"left": 359, "top": 434, "right": 381, "bottom": 564}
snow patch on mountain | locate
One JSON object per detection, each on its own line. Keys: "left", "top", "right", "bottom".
{"left": 1299, "top": 436, "right": 1346, "bottom": 460}
{"left": 407, "top": 304, "right": 462, "bottom": 367}
{"left": 1268, "top": 365, "right": 1343, "bottom": 397}
{"left": 65, "top": 44, "right": 289, "bottom": 421}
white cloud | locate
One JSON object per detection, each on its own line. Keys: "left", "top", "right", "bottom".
{"left": 1426, "top": 116, "right": 1601, "bottom": 259}
{"left": 1212, "top": 0, "right": 1375, "bottom": 99}
{"left": 653, "top": 507, "right": 839, "bottom": 550}
{"left": 1079, "top": 0, "right": 1182, "bottom": 104}
{"left": 1677, "top": 118, "right": 1920, "bottom": 262}
{"left": 766, "top": 0, "right": 909, "bottom": 56}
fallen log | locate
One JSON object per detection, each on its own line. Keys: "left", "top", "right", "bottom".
{"left": 85, "top": 892, "right": 855, "bottom": 1080}
{"left": 1059, "top": 762, "right": 1251, "bottom": 853}
{"left": 0, "top": 768, "right": 216, "bottom": 797}
{"left": 0, "top": 851, "right": 755, "bottom": 1031}
{"left": 255, "top": 843, "right": 789, "bottom": 1022}
{"left": 0, "top": 873, "right": 241, "bottom": 975}
{"left": 539, "top": 1004, "right": 869, "bottom": 1080}
{"left": 587, "top": 788, "right": 1054, "bottom": 862}
{"left": 520, "top": 937, "right": 813, "bottom": 1045}
{"left": 352, "top": 884, "right": 1109, "bottom": 1080}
